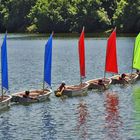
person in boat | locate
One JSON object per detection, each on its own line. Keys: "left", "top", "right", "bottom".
{"left": 98, "top": 79, "right": 106, "bottom": 89}
{"left": 55, "top": 81, "right": 66, "bottom": 97}
{"left": 119, "top": 73, "right": 129, "bottom": 84}
{"left": 119, "top": 73, "right": 126, "bottom": 80}
{"left": 58, "top": 81, "right": 66, "bottom": 92}
{"left": 23, "top": 90, "right": 39, "bottom": 101}
{"left": 23, "top": 90, "right": 30, "bottom": 98}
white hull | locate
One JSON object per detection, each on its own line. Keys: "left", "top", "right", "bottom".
{"left": 0, "top": 95, "right": 11, "bottom": 110}
{"left": 11, "top": 89, "right": 52, "bottom": 104}
{"left": 55, "top": 83, "right": 89, "bottom": 97}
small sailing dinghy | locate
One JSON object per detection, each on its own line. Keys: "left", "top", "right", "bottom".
{"left": 0, "top": 33, "right": 12, "bottom": 110}
{"left": 111, "top": 73, "right": 138, "bottom": 84}
{"left": 86, "top": 28, "right": 120, "bottom": 90}
{"left": 55, "top": 27, "right": 89, "bottom": 97}
{"left": 11, "top": 33, "right": 53, "bottom": 103}
{"left": 87, "top": 78, "right": 111, "bottom": 90}
{"left": 111, "top": 32, "right": 140, "bottom": 84}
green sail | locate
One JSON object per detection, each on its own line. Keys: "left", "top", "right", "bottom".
{"left": 133, "top": 33, "right": 140, "bottom": 70}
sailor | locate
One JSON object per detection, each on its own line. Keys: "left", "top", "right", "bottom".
{"left": 119, "top": 73, "right": 126, "bottom": 80}
{"left": 23, "top": 91, "right": 30, "bottom": 98}
{"left": 98, "top": 79, "right": 106, "bottom": 89}
{"left": 55, "top": 81, "right": 66, "bottom": 97}
{"left": 58, "top": 81, "right": 66, "bottom": 92}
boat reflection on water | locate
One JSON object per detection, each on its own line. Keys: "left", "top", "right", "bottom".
{"left": 76, "top": 99, "right": 89, "bottom": 140}
{"left": 133, "top": 87, "right": 140, "bottom": 139}
{"left": 104, "top": 91, "right": 122, "bottom": 140}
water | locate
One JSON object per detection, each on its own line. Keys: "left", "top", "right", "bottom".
{"left": 0, "top": 34, "right": 140, "bottom": 140}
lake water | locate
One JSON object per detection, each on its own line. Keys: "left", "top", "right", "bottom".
{"left": 0, "top": 34, "right": 140, "bottom": 140}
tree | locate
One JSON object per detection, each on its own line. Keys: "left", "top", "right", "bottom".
{"left": 121, "top": 0, "right": 140, "bottom": 33}
{"left": 99, "top": 0, "right": 128, "bottom": 32}
{"left": 28, "top": 0, "right": 73, "bottom": 32}
{"left": 0, "top": 0, "right": 37, "bottom": 32}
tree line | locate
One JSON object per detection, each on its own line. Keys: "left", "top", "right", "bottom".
{"left": 0, "top": 0, "right": 140, "bottom": 33}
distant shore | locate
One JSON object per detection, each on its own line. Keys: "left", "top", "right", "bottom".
{"left": 0, "top": 33, "right": 137, "bottom": 39}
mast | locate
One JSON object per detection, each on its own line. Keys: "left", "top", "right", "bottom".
{"left": 104, "top": 27, "right": 118, "bottom": 80}
{"left": 78, "top": 26, "right": 85, "bottom": 84}
{"left": 43, "top": 32, "right": 53, "bottom": 90}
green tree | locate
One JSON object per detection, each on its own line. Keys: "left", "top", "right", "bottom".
{"left": 68, "top": 0, "right": 103, "bottom": 32}
{"left": 0, "top": 0, "right": 140, "bottom": 33}
{"left": 99, "top": 0, "right": 128, "bottom": 31}
{"left": 28, "top": 0, "right": 73, "bottom": 32}
{"left": 121, "top": 0, "right": 140, "bottom": 33}
{"left": 0, "top": 0, "right": 37, "bottom": 32}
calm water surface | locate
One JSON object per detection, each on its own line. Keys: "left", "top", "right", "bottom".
{"left": 0, "top": 34, "right": 140, "bottom": 140}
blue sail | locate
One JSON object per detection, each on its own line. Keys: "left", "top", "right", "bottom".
{"left": 44, "top": 34, "right": 53, "bottom": 86}
{"left": 1, "top": 33, "right": 8, "bottom": 91}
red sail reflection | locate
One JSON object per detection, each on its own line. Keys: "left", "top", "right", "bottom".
{"left": 76, "top": 99, "right": 89, "bottom": 140}
{"left": 104, "top": 92, "right": 122, "bottom": 139}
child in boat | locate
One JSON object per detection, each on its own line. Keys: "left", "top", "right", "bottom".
{"left": 58, "top": 81, "right": 66, "bottom": 92}
{"left": 23, "top": 91, "right": 30, "bottom": 98}
{"left": 119, "top": 73, "right": 126, "bottom": 80}
{"left": 23, "top": 90, "right": 39, "bottom": 101}
{"left": 55, "top": 81, "right": 66, "bottom": 97}
{"left": 98, "top": 79, "right": 106, "bottom": 89}
{"left": 119, "top": 73, "right": 130, "bottom": 84}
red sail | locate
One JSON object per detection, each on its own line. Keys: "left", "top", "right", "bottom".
{"left": 78, "top": 27, "right": 85, "bottom": 78}
{"left": 105, "top": 28, "right": 118, "bottom": 74}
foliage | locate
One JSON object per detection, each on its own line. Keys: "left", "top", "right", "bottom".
{"left": 0, "top": 0, "right": 139, "bottom": 33}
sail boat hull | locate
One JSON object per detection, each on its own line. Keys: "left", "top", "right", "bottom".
{"left": 55, "top": 83, "right": 89, "bottom": 97}
{"left": 11, "top": 89, "right": 52, "bottom": 104}
{"left": 86, "top": 78, "right": 112, "bottom": 91}
{"left": 0, "top": 95, "right": 11, "bottom": 110}
{"left": 111, "top": 73, "right": 138, "bottom": 84}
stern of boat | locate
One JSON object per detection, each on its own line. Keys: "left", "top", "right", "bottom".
{"left": 0, "top": 95, "right": 12, "bottom": 110}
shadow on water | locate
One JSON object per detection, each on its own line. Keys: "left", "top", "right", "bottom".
{"left": 104, "top": 91, "right": 122, "bottom": 140}
{"left": 132, "top": 87, "right": 140, "bottom": 139}
{"left": 76, "top": 99, "right": 89, "bottom": 140}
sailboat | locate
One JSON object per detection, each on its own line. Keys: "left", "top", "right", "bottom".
{"left": 11, "top": 33, "right": 53, "bottom": 103}
{"left": 55, "top": 27, "right": 89, "bottom": 97}
{"left": 111, "top": 32, "right": 139, "bottom": 84}
{"left": 86, "top": 29, "right": 118, "bottom": 90}
{"left": 0, "top": 33, "right": 12, "bottom": 110}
